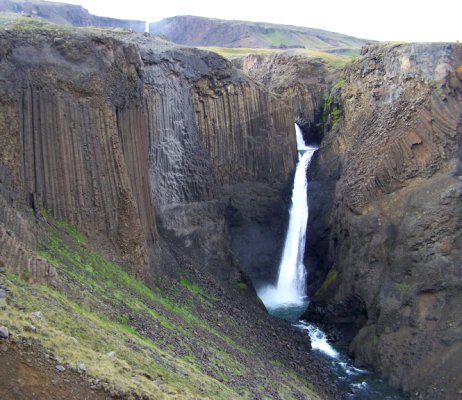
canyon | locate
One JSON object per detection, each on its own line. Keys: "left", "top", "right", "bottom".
{"left": 0, "top": 14, "right": 336, "bottom": 400}
{"left": 0, "top": 4, "right": 460, "bottom": 400}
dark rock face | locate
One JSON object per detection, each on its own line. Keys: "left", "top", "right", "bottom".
{"left": 0, "top": 0, "right": 146, "bottom": 31}
{"left": 305, "top": 43, "right": 462, "bottom": 399}
{"left": 0, "top": 23, "right": 297, "bottom": 287}
{"left": 150, "top": 15, "right": 371, "bottom": 51}
{"left": 233, "top": 54, "right": 337, "bottom": 144}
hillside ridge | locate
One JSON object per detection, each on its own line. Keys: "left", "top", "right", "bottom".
{"left": 149, "top": 15, "right": 374, "bottom": 51}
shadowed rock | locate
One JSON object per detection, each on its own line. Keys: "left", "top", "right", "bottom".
{"left": 305, "top": 42, "right": 462, "bottom": 399}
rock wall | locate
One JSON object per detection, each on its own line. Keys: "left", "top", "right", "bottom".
{"left": 233, "top": 54, "right": 336, "bottom": 143}
{"left": 0, "top": 23, "right": 297, "bottom": 286}
{"left": 141, "top": 46, "right": 297, "bottom": 283}
{"left": 305, "top": 43, "right": 462, "bottom": 399}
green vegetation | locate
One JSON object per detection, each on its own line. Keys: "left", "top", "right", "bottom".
{"left": 178, "top": 276, "right": 203, "bottom": 295}
{"left": 199, "top": 46, "right": 280, "bottom": 58}
{"left": 316, "top": 268, "right": 338, "bottom": 295}
{"left": 320, "top": 81, "right": 344, "bottom": 131}
{"left": 0, "top": 12, "right": 131, "bottom": 35}
{"left": 397, "top": 282, "right": 410, "bottom": 298}
{"left": 0, "top": 213, "right": 322, "bottom": 399}
{"left": 200, "top": 46, "right": 356, "bottom": 69}
{"left": 235, "top": 282, "right": 248, "bottom": 290}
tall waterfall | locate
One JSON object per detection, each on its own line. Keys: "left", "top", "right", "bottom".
{"left": 259, "top": 124, "right": 317, "bottom": 309}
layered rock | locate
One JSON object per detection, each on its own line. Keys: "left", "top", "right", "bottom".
{"left": 0, "top": 0, "right": 145, "bottom": 31}
{"left": 0, "top": 20, "right": 297, "bottom": 286}
{"left": 305, "top": 43, "right": 462, "bottom": 399}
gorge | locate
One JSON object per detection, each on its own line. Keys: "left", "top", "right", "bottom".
{"left": 0, "top": 4, "right": 461, "bottom": 400}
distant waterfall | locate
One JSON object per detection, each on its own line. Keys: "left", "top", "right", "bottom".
{"left": 259, "top": 124, "right": 317, "bottom": 308}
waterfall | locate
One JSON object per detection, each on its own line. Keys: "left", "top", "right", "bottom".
{"left": 258, "top": 124, "right": 317, "bottom": 309}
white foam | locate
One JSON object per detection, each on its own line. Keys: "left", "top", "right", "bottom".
{"left": 294, "top": 322, "right": 339, "bottom": 359}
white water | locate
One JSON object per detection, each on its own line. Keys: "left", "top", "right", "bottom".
{"left": 294, "top": 321, "right": 339, "bottom": 358}
{"left": 258, "top": 125, "right": 317, "bottom": 308}
{"left": 256, "top": 126, "right": 404, "bottom": 399}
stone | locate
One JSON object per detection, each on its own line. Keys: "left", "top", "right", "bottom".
{"left": 77, "top": 363, "right": 87, "bottom": 373}
{"left": 305, "top": 43, "right": 462, "bottom": 398}
{"left": 31, "top": 311, "right": 47, "bottom": 324}
{"left": 106, "top": 351, "right": 117, "bottom": 357}
{"left": 55, "top": 365, "right": 65, "bottom": 373}
{"left": 24, "top": 325, "right": 37, "bottom": 333}
{"left": 0, "top": 326, "right": 9, "bottom": 339}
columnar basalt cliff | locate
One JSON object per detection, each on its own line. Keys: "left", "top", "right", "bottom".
{"left": 0, "top": 23, "right": 297, "bottom": 284}
{"left": 305, "top": 43, "right": 462, "bottom": 399}
{"left": 233, "top": 54, "right": 337, "bottom": 143}
{"left": 0, "top": 18, "right": 346, "bottom": 400}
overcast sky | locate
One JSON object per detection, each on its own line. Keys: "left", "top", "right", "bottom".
{"left": 48, "top": 0, "right": 460, "bottom": 42}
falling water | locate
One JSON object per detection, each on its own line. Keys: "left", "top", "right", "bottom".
{"left": 258, "top": 124, "right": 317, "bottom": 308}
{"left": 256, "top": 125, "right": 405, "bottom": 400}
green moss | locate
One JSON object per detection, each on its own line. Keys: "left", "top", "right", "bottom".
{"left": 321, "top": 82, "right": 344, "bottom": 131}
{"left": 179, "top": 276, "right": 203, "bottom": 295}
{"left": 0, "top": 210, "right": 325, "bottom": 399}
{"left": 397, "top": 282, "right": 410, "bottom": 298}
{"left": 333, "top": 79, "right": 345, "bottom": 90}
{"left": 317, "top": 268, "right": 338, "bottom": 293}
{"left": 235, "top": 282, "right": 248, "bottom": 290}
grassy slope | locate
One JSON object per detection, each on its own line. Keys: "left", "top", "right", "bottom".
{"left": 200, "top": 46, "right": 357, "bottom": 70}
{"left": 0, "top": 214, "right": 323, "bottom": 399}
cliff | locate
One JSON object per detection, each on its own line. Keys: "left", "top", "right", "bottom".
{"left": 0, "top": 15, "right": 340, "bottom": 400}
{"left": 0, "top": 0, "right": 145, "bottom": 31}
{"left": 305, "top": 43, "right": 462, "bottom": 399}
{"left": 150, "top": 15, "right": 371, "bottom": 51}
{"left": 233, "top": 53, "right": 338, "bottom": 143}
{"left": 0, "top": 15, "right": 298, "bottom": 282}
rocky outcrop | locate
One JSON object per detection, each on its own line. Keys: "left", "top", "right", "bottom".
{"left": 150, "top": 15, "right": 371, "bottom": 51}
{"left": 0, "top": 0, "right": 145, "bottom": 31}
{"left": 0, "top": 19, "right": 297, "bottom": 287}
{"left": 305, "top": 43, "right": 462, "bottom": 399}
{"left": 233, "top": 54, "right": 337, "bottom": 143}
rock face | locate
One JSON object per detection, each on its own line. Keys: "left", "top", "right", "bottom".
{"left": 233, "top": 54, "right": 337, "bottom": 143}
{"left": 0, "top": 0, "right": 145, "bottom": 31}
{"left": 150, "top": 15, "right": 371, "bottom": 51}
{"left": 0, "top": 20, "right": 297, "bottom": 287}
{"left": 305, "top": 43, "right": 462, "bottom": 399}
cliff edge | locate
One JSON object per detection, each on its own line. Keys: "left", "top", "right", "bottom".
{"left": 305, "top": 43, "right": 462, "bottom": 399}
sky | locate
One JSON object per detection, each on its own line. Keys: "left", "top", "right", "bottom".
{"left": 48, "top": 0, "right": 461, "bottom": 43}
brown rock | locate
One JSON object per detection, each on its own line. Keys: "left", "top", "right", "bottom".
{"left": 306, "top": 42, "right": 462, "bottom": 399}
